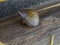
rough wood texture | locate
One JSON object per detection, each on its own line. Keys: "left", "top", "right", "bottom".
{"left": 0, "top": 7, "right": 60, "bottom": 45}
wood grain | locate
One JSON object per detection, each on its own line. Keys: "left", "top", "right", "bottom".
{"left": 0, "top": 9, "right": 60, "bottom": 45}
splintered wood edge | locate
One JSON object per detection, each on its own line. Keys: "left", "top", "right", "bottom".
{"left": 0, "top": 42, "right": 6, "bottom": 45}
{"left": 49, "top": 35, "right": 54, "bottom": 45}
{"left": 37, "top": 3, "right": 60, "bottom": 12}
{"left": 0, "top": 0, "right": 7, "bottom": 2}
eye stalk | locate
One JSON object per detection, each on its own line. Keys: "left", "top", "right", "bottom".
{"left": 18, "top": 9, "right": 40, "bottom": 27}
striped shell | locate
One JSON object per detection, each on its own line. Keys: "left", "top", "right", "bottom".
{"left": 18, "top": 10, "right": 39, "bottom": 27}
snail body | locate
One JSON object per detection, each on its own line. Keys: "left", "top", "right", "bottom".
{"left": 18, "top": 10, "right": 39, "bottom": 27}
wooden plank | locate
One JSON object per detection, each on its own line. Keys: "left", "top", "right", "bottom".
{"left": 0, "top": 10, "right": 60, "bottom": 45}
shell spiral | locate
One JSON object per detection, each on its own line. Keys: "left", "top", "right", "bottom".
{"left": 18, "top": 10, "right": 39, "bottom": 27}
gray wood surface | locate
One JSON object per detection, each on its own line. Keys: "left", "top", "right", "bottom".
{"left": 0, "top": 7, "right": 60, "bottom": 45}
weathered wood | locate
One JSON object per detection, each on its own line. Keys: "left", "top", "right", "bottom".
{"left": 0, "top": 9, "right": 60, "bottom": 45}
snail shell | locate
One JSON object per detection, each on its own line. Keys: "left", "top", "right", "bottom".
{"left": 18, "top": 10, "right": 39, "bottom": 27}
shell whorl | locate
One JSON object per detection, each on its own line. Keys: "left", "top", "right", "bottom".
{"left": 18, "top": 10, "right": 39, "bottom": 27}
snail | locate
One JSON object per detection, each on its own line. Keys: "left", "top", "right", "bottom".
{"left": 18, "top": 9, "right": 39, "bottom": 27}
